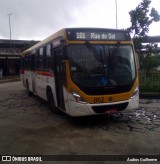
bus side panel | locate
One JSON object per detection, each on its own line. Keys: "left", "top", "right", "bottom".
{"left": 31, "top": 71, "right": 36, "bottom": 93}
{"left": 35, "top": 71, "right": 57, "bottom": 103}
{"left": 128, "top": 94, "right": 139, "bottom": 110}
{"left": 62, "top": 86, "right": 70, "bottom": 114}
{"left": 36, "top": 72, "right": 46, "bottom": 100}
{"left": 46, "top": 75, "right": 58, "bottom": 105}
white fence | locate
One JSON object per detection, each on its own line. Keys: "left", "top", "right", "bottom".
{"left": 139, "top": 72, "right": 160, "bottom": 88}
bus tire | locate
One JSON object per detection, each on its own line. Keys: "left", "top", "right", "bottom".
{"left": 47, "top": 90, "right": 60, "bottom": 114}
{"left": 26, "top": 81, "right": 33, "bottom": 96}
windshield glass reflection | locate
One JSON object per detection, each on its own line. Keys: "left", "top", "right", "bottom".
{"left": 68, "top": 44, "right": 135, "bottom": 87}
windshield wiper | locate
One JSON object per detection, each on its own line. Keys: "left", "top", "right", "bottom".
{"left": 85, "top": 41, "right": 106, "bottom": 66}
{"left": 112, "top": 41, "right": 121, "bottom": 56}
{"left": 85, "top": 42, "right": 112, "bottom": 86}
{"left": 85, "top": 41, "right": 99, "bottom": 59}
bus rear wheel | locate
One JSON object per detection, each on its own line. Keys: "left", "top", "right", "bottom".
{"left": 26, "top": 81, "right": 33, "bottom": 96}
{"left": 47, "top": 90, "right": 60, "bottom": 114}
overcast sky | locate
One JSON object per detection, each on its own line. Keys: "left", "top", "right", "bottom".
{"left": 0, "top": 0, "right": 160, "bottom": 40}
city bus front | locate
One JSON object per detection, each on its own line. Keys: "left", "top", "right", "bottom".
{"left": 65, "top": 29, "right": 139, "bottom": 116}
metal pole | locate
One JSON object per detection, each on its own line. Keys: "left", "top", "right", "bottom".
{"left": 115, "top": 0, "right": 118, "bottom": 29}
{"left": 7, "top": 13, "right": 13, "bottom": 47}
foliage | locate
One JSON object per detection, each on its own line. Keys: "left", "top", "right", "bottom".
{"left": 127, "top": 0, "right": 160, "bottom": 74}
{"left": 141, "top": 44, "right": 160, "bottom": 73}
{"left": 128, "top": 0, "right": 160, "bottom": 38}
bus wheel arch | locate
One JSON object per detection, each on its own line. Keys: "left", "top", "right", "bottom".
{"left": 26, "top": 79, "right": 33, "bottom": 96}
{"left": 46, "top": 86, "right": 60, "bottom": 114}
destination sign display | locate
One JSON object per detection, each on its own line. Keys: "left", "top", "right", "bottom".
{"left": 66, "top": 28, "right": 131, "bottom": 41}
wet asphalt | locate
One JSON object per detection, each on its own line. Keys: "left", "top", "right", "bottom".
{"left": 0, "top": 82, "right": 160, "bottom": 163}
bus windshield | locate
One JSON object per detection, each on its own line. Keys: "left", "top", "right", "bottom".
{"left": 68, "top": 44, "right": 135, "bottom": 87}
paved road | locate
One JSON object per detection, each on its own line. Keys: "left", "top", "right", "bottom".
{"left": 0, "top": 82, "right": 160, "bottom": 163}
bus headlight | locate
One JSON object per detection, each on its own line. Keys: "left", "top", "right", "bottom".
{"left": 72, "top": 91, "right": 87, "bottom": 104}
{"left": 131, "top": 86, "right": 139, "bottom": 99}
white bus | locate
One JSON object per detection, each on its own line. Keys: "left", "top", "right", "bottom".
{"left": 20, "top": 28, "right": 139, "bottom": 116}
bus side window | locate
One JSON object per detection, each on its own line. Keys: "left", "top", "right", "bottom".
{"left": 31, "top": 54, "right": 35, "bottom": 70}
{"left": 54, "top": 46, "right": 66, "bottom": 77}
{"left": 23, "top": 56, "right": 26, "bottom": 69}
{"left": 46, "top": 44, "right": 53, "bottom": 69}
{"left": 25, "top": 54, "right": 29, "bottom": 69}
{"left": 21, "top": 57, "right": 24, "bottom": 69}
{"left": 28, "top": 54, "right": 30, "bottom": 69}
{"left": 24, "top": 56, "right": 26, "bottom": 68}
{"left": 43, "top": 46, "right": 46, "bottom": 69}
{"left": 39, "top": 47, "right": 43, "bottom": 69}
{"left": 35, "top": 50, "right": 40, "bottom": 69}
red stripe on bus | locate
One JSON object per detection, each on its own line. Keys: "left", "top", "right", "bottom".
{"left": 20, "top": 69, "right": 24, "bottom": 74}
{"left": 36, "top": 71, "right": 54, "bottom": 77}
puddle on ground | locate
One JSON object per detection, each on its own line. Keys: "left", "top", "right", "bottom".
{"left": 71, "top": 106, "right": 160, "bottom": 133}
{"left": 130, "top": 108, "right": 157, "bottom": 122}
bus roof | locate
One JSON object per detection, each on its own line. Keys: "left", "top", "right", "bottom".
{"left": 21, "top": 27, "right": 131, "bottom": 56}
{"left": 20, "top": 28, "right": 66, "bottom": 56}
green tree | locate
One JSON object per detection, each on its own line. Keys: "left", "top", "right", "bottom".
{"left": 127, "top": 0, "right": 160, "bottom": 74}
{"left": 143, "top": 44, "right": 160, "bottom": 73}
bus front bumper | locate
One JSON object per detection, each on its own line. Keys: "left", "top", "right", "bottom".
{"left": 68, "top": 95, "right": 139, "bottom": 117}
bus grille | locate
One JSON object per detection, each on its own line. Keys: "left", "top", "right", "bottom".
{"left": 92, "top": 102, "right": 129, "bottom": 114}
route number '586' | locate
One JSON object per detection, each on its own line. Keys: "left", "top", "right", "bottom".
{"left": 94, "top": 97, "right": 104, "bottom": 103}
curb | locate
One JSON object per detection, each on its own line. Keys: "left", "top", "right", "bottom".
{"left": 140, "top": 92, "right": 160, "bottom": 98}
{"left": 0, "top": 78, "right": 20, "bottom": 84}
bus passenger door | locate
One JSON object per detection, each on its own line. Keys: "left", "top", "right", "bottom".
{"left": 54, "top": 46, "right": 67, "bottom": 111}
